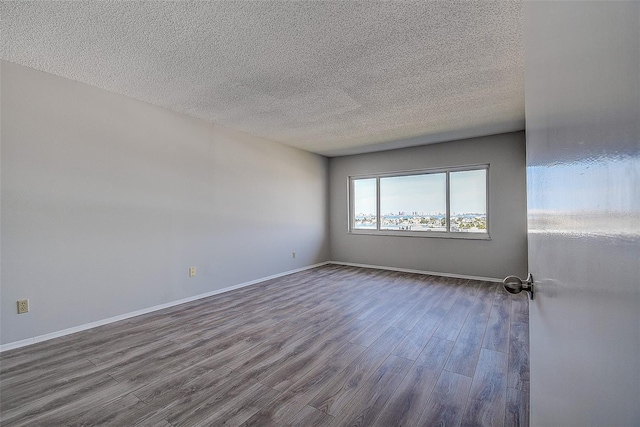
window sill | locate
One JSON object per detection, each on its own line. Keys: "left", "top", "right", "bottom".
{"left": 348, "top": 230, "right": 491, "bottom": 240}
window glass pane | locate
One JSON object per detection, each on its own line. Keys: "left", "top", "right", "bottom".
{"left": 353, "top": 178, "right": 377, "bottom": 229}
{"left": 450, "top": 169, "right": 487, "bottom": 233}
{"left": 380, "top": 173, "right": 446, "bottom": 231}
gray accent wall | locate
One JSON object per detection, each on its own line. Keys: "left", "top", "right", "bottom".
{"left": 329, "top": 132, "right": 527, "bottom": 280}
{"left": 1, "top": 61, "right": 329, "bottom": 345}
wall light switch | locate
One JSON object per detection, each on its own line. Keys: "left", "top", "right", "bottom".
{"left": 189, "top": 267, "right": 196, "bottom": 277}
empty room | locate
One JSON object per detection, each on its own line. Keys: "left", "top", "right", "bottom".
{"left": 1, "top": 1, "right": 638, "bottom": 426}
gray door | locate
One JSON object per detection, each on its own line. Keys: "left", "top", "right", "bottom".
{"left": 524, "top": 2, "right": 639, "bottom": 426}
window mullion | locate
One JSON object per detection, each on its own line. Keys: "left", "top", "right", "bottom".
{"left": 348, "top": 177, "right": 353, "bottom": 232}
{"left": 446, "top": 171, "right": 451, "bottom": 232}
{"left": 376, "top": 177, "right": 381, "bottom": 231}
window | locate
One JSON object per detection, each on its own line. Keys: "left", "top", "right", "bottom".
{"left": 349, "top": 165, "right": 489, "bottom": 238}
{"left": 353, "top": 178, "right": 377, "bottom": 230}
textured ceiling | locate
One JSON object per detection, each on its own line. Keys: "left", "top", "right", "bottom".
{"left": 1, "top": 1, "right": 524, "bottom": 156}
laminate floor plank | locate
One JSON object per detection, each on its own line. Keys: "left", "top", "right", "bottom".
{"left": 261, "top": 334, "right": 360, "bottom": 392}
{"left": 330, "top": 355, "right": 412, "bottom": 427}
{"left": 170, "top": 333, "right": 267, "bottom": 377}
{"left": 374, "top": 302, "right": 417, "bottom": 331}
{"left": 2, "top": 375, "right": 132, "bottom": 427}
{"left": 308, "top": 327, "right": 408, "bottom": 416}
{"left": 87, "top": 335, "right": 176, "bottom": 370}
{"left": 168, "top": 313, "right": 278, "bottom": 345}
{"left": 0, "top": 344, "right": 81, "bottom": 375}
{"left": 82, "top": 331, "right": 162, "bottom": 364}
{"left": 233, "top": 334, "right": 329, "bottom": 381}
{"left": 133, "top": 363, "right": 232, "bottom": 404}
{"left": 507, "top": 321, "right": 530, "bottom": 391}
{"left": 140, "top": 364, "right": 239, "bottom": 410}
{"left": 224, "top": 311, "right": 349, "bottom": 372}
{"left": 511, "top": 293, "right": 529, "bottom": 324}
{"left": 392, "top": 280, "right": 441, "bottom": 331}
{"left": 505, "top": 387, "right": 530, "bottom": 427}
{"left": 241, "top": 342, "right": 365, "bottom": 426}
{"left": 375, "top": 288, "right": 426, "bottom": 326}
{"left": 414, "top": 336, "right": 455, "bottom": 371}
{"left": 155, "top": 371, "right": 265, "bottom": 425}
{"left": 349, "top": 319, "right": 391, "bottom": 347}
{"left": 1, "top": 371, "right": 110, "bottom": 421}
{"left": 0, "top": 265, "right": 529, "bottom": 426}
{"left": 0, "top": 358, "right": 103, "bottom": 411}
{"left": 483, "top": 299, "right": 511, "bottom": 353}
{"left": 233, "top": 315, "right": 368, "bottom": 384}
{"left": 417, "top": 370, "right": 473, "bottom": 427}
{"left": 371, "top": 363, "right": 441, "bottom": 427}
{"left": 433, "top": 280, "right": 478, "bottom": 341}
{"left": 285, "top": 405, "right": 334, "bottom": 427}
{"left": 105, "top": 341, "right": 207, "bottom": 386}
{"left": 355, "top": 291, "right": 399, "bottom": 321}
{"left": 431, "top": 277, "right": 466, "bottom": 311}
{"left": 469, "top": 283, "right": 497, "bottom": 318}
{"left": 375, "top": 337, "right": 454, "bottom": 427}
{"left": 37, "top": 392, "right": 170, "bottom": 427}
{"left": 444, "top": 312, "right": 491, "bottom": 378}
{"left": 391, "top": 307, "right": 447, "bottom": 360}
{"left": 0, "top": 347, "right": 87, "bottom": 384}
{"left": 194, "top": 381, "right": 280, "bottom": 427}
{"left": 460, "top": 348, "right": 508, "bottom": 427}
{"left": 0, "top": 350, "right": 94, "bottom": 391}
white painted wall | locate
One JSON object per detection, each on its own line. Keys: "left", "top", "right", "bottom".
{"left": 329, "top": 132, "right": 528, "bottom": 280}
{"left": 0, "top": 61, "right": 329, "bottom": 346}
{"left": 524, "top": 2, "right": 640, "bottom": 425}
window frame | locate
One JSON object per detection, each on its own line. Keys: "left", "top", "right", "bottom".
{"left": 348, "top": 164, "right": 490, "bottom": 240}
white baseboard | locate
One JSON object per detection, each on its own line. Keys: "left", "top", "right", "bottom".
{"left": 0, "top": 261, "right": 331, "bottom": 353}
{"left": 1, "top": 260, "right": 499, "bottom": 353}
{"left": 328, "top": 261, "right": 502, "bottom": 283}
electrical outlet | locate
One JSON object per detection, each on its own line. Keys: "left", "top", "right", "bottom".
{"left": 17, "top": 299, "right": 29, "bottom": 314}
{"left": 292, "top": 252, "right": 296, "bottom": 259}
{"left": 189, "top": 267, "right": 196, "bottom": 277}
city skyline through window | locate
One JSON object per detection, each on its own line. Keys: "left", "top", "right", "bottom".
{"left": 380, "top": 173, "right": 446, "bottom": 215}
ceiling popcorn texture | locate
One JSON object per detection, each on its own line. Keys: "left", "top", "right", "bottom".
{"left": 1, "top": 1, "right": 524, "bottom": 156}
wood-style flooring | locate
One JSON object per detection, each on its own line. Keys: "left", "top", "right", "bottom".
{"left": 0, "top": 265, "right": 529, "bottom": 426}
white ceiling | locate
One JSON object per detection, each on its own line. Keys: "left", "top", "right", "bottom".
{"left": 1, "top": 1, "right": 524, "bottom": 157}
